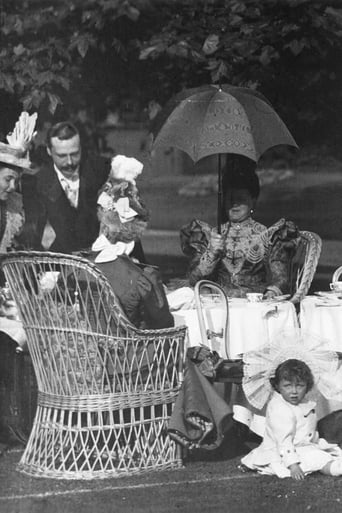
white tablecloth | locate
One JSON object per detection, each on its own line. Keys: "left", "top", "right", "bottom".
{"left": 300, "top": 296, "right": 342, "bottom": 352}
{"left": 173, "top": 298, "right": 299, "bottom": 359}
{"left": 299, "top": 295, "right": 342, "bottom": 420}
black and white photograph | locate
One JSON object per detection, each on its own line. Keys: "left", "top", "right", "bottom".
{"left": 0, "top": 1, "right": 342, "bottom": 512}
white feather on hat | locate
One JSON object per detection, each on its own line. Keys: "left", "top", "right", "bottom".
{"left": 0, "top": 112, "right": 38, "bottom": 172}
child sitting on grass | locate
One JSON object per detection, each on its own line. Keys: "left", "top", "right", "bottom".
{"left": 240, "top": 331, "right": 342, "bottom": 480}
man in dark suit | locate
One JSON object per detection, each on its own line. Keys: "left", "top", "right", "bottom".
{"left": 22, "top": 121, "right": 146, "bottom": 260}
{"left": 22, "top": 121, "right": 109, "bottom": 253}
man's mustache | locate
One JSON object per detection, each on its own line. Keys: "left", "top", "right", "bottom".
{"left": 61, "top": 164, "right": 78, "bottom": 172}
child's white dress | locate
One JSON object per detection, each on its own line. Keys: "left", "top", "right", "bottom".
{"left": 241, "top": 392, "right": 342, "bottom": 478}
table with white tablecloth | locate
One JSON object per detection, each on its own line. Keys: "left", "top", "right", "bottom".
{"left": 172, "top": 298, "right": 299, "bottom": 359}
{"left": 300, "top": 296, "right": 342, "bottom": 352}
{"left": 172, "top": 298, "right": 300, "bottom": 436}
{"left": 300, "top": 295, "right": 342, "bottom": 420}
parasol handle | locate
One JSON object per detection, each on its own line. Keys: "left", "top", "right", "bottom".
{"left": 217, "top": 154, "right": 222, "bottom": 234}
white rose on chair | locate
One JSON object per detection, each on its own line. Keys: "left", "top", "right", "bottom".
{"left": 39, "top": 272, "right": 60, "bottom": 292}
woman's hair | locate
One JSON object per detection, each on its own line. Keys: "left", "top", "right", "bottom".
{"left": 270, "top": 359, "right": 314, "bottom": 393}
{"left": 0, "top": 163, "right": 21, "bottom": 174}
{"left": 222, "top": 155, "right": 260, "bottom": 199}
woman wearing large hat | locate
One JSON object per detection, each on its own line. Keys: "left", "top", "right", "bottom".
{"left": 0, "top": 112, "right": 37, "bottom": 449}
{"left": 0, "top": 112, "right": 37, "bottom": 253}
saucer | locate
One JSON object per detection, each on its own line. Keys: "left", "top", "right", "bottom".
{"left": 314, "top": 291, "right": 342, "bottom": 299}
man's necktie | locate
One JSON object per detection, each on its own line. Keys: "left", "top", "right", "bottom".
{"left": 61, "top": 179, "right": 79, "bottom": 208}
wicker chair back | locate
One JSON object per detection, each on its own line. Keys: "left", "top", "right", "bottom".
{"left": 1, "top": 251, "right": 186, "bottom": 479}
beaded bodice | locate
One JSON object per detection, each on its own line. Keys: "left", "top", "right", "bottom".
{"left": 220, "top": 218, "right": 267, "bottom": 276}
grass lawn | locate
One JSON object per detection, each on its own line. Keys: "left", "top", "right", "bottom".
{"left": 139, "top": 150, "right": 342, "bottom": 240}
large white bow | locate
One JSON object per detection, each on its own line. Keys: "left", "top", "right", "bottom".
{"left": 92, "top": 234, "right": 135, "bottom": 263}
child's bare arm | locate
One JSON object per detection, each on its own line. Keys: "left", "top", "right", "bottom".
{"left": 289, "top": 463, "right": 305, "bottom": 480}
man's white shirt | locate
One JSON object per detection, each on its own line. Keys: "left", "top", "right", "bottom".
{"left": 54, "top": 165, "right": 80, "bottom": 208}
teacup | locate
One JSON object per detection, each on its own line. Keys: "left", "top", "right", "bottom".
{"left": 246, "top": 293, "right": 263, "bottom": 303}
{"left": 330, "top": 282, "right": 342, "bottom": 293}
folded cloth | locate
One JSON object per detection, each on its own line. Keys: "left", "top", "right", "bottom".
{"left": 187, "top": 345, "right": 224, "bottom": 380}
{"left": 168, "top": 359, "right": 233, "bottom": 450}
{"left": 166, "top": 286, "right": 195, "bottom": 311}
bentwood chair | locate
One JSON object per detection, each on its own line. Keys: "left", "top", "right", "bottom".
{"left": 194, "top": 280, "right": 229, "bottom": 359}
{"left": 193, "top": 280, "right": 243, "bottom": 383}
{"left": 0, "top": 251, "right": 186, "bottom": 479}
{"left": 288, "top": 230, "right": 322, "bottom": 304}
{"left": 332, "top": 266, "right": 342, "bottom": 284}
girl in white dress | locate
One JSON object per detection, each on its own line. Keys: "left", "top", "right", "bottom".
{"left": 241, "top": 330, "right": 342, "bottom": 480}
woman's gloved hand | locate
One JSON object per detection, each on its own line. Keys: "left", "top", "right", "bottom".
{"left": 263, "top": 289, "right": 277, "bottom": 300}
{"left": 208, "top": 230, "right": 225, "bottom": 255}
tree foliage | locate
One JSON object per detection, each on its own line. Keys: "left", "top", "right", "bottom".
{"left": 1, "top": 0, "right": 342, "bottom": 143}
{"left": 0, "top": 0, "right": 146, "bottom": 114}
{"left": 138, "top": 0, "right": 342, "bottom": 143}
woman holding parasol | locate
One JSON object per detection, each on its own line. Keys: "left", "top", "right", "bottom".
{"left": 180, "top": 155, "right": 299, "bottom": 299}
{"left": 151, "top": 84, "right": 301, "bottom": 298}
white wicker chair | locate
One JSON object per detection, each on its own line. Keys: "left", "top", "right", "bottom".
{"left": 0, "top": 251, "right": 186, "bottom": 479}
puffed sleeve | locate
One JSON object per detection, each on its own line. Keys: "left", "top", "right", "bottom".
{"left": 265, "top": 219, "right": 300, "bottom": 295}
{"left": 180, "top": 219, "right": 221, "bottom": 286}
{"left": 267, "top": 398, "right": 300, "bottom": 468}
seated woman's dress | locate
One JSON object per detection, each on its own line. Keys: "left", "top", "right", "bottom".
{"left": 93, "top": 254, "right": 174, "bottom": 330}
{"left": 180, "top": 217, "right": 300, "bottom": 298}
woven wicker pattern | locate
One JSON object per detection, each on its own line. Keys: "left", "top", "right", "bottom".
{"left": 289, "top": 231, "right": 322, "bottom": 304}
{"left": 1, "top": 251, "right": 186, "bottom": 479}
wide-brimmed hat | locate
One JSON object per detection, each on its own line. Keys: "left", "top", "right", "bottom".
{"left": 242, "top": 328, "right": 339, "bottom": 409}
{"left": 0, "top": 112, "right": 38, "bottom": 174}
{"left": 0, "top": 142, "right": 32, "bottom": 171}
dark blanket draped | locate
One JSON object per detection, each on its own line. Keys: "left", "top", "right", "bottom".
{"left": 168, "top": 359, "right": 233, "bottom": 450}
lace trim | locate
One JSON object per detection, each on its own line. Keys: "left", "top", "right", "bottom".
{"left": 221, "top": 218, "right": 268, "bottom": 275}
